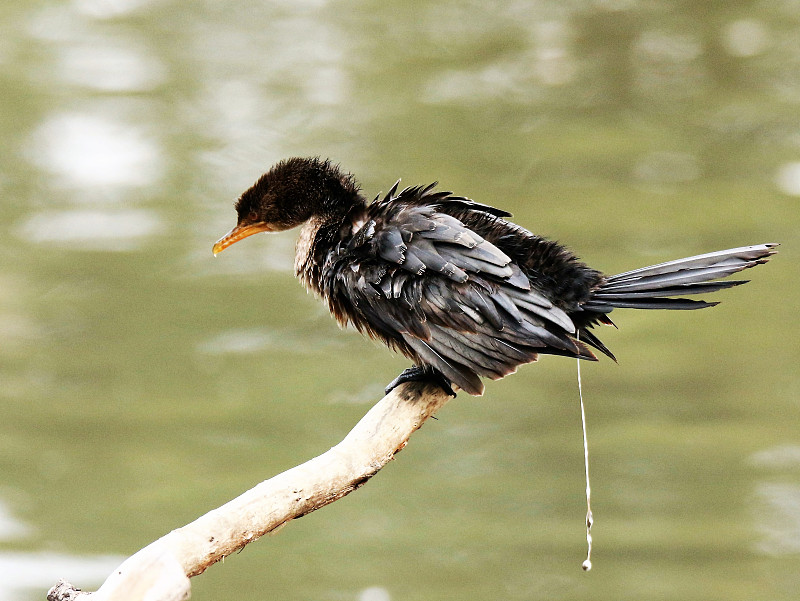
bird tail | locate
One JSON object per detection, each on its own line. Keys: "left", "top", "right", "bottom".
{"left": 577, "top": 243, "right": 777, "bottom": 359}
{"left": 584, "top": 243, "right": 777, "bottom": 312}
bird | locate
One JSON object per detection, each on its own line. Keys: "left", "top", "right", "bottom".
{"left": 212, "top": 157, "right": 776, "bottom": 397}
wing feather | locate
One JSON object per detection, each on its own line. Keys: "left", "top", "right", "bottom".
{"left": 322, "top": 188, "right": 584, "bottom": 395}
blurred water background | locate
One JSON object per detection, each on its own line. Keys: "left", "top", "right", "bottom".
{"left": 1, "top": 1, "right": 798, "bottom": 600}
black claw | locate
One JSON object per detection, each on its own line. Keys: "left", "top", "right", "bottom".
{"left": 385, "top": 366, "right": 457, "bottom": 397}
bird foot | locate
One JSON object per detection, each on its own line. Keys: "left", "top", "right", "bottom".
{"left": 385, "top": 366, "right": 457, "bottom": 397}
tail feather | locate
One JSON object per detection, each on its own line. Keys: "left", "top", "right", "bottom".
{"left": 591, "top": 280, "right": 746, "bottom": 300}
{"left": 601, "top": 264, "right": 755, "bottom": 291}
{"left": 585, "top": 297, "right": 719, "bottom": 311}
{"left": 604, "top": 244, "right": 775, "bottom": 283}
{"left": 578, "top": 328, "right": 617, "bottom": 362}
{"left": 584, "top": 243, "right": 777, "bottom": 313}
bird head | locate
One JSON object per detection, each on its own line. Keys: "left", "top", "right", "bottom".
{"left": 213, "top": 157, "right": 359, "bottom": 255}
{"left": 213, "top": 158, "right": 318, "bottom": 255}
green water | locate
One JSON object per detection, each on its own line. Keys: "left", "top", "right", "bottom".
{"left": 1, "top": 1, "right": 798, "bottom": 600}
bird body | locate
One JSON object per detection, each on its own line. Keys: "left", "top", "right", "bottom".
{"left": 213, "top": 157, "right": 776, "bottom": 395}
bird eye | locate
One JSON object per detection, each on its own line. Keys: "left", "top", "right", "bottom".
{"left": 248, "top": 211, "right": 258, "bottom": 222}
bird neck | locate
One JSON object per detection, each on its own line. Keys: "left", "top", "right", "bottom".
{"left": 294, "top": 190, "right": 367, "bottom": 292}
{"left": 314, "top": 186, "right": 366, "bottom": 225}
{"left": 287, "top": 158, "right": 365, "bottom": 225}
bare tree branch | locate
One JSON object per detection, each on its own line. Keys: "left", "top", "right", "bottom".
{"left": 47, "top": 382, "right": 452, "bottom": 601}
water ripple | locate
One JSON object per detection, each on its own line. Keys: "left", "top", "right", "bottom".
{"left": 16, "top": 209, "right": 163, "bottom": 251}
{"left": 0, "top": 500, "right": 31, "bottom": 542}
{"left": 0, "top": 551, "right": 123, "bottom": 601}
{"left": 29, "top": 112, "right": 163, "bottom": 190}
{"left": 753, "top": 482, "right": 800, "bottom": 556}
{"left": 57, "top": 40, "right": 166, "bottom": 92}
{"left": 73, "top": 0, "right": 155, "bottom": 20}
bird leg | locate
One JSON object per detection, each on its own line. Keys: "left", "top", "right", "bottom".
{"left": 385, "top": 365, "right": 457, "bottom": 397}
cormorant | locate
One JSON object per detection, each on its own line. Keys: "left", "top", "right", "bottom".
{"left": 213, "top": 157, "right": 775, "bottom": 396}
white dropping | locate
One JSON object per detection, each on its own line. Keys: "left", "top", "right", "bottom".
{"left": 577, "top": 332, "right": 593, "bottom": 572}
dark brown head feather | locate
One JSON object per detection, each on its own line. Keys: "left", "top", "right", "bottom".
{"left": 235, "top": 157, "right": 364, "bottom": 231}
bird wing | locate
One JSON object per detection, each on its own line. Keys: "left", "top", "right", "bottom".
{"left": 322, "top": 186, "right": 587, "bottom": 395}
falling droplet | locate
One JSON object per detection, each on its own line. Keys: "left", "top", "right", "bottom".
{"left": 577, "top": 332, "right": 594, "bottom": 572}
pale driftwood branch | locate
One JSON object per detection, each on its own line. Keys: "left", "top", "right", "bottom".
{"left": 48, "top": 382, "right": 451, "bottom": 601}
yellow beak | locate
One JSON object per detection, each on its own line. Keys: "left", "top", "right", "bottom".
{"left": 212, "top": 222, "right": 273, "bottom": 255}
